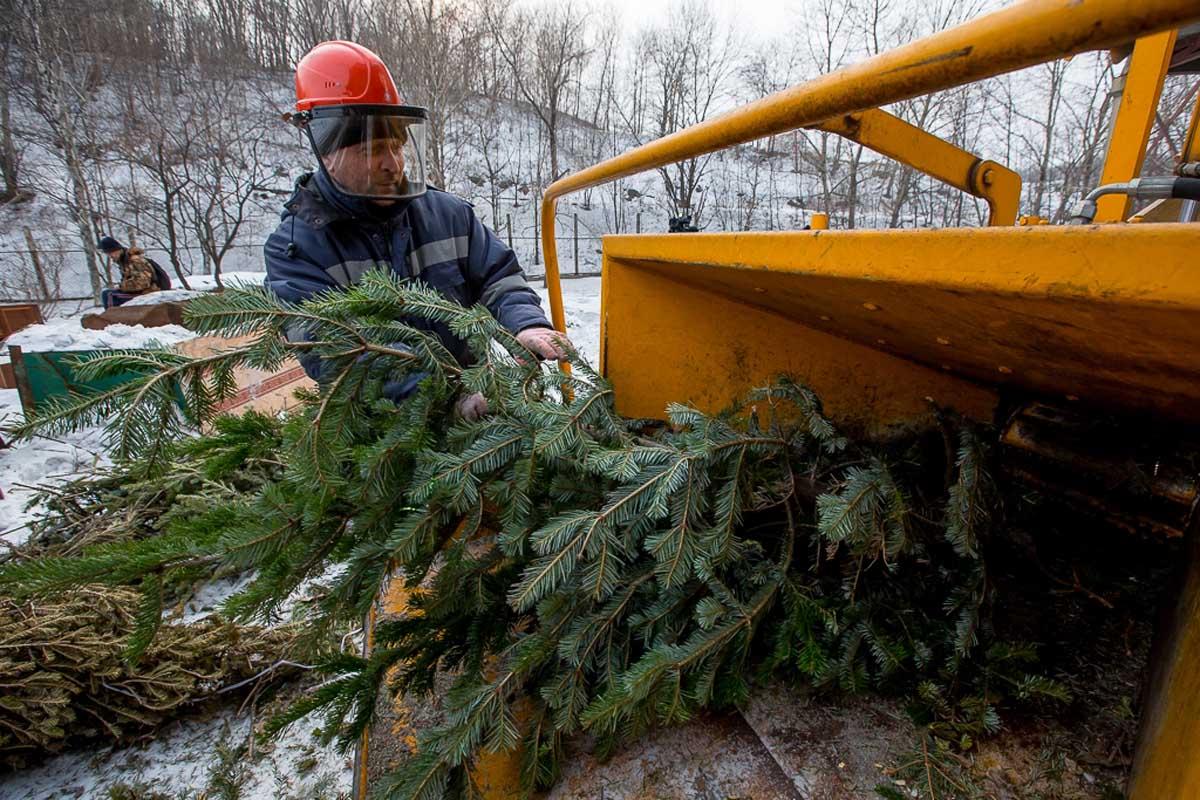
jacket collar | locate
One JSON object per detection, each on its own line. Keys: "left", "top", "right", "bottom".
{"left": 283, "top": 171, "right": 413, "bottom": 230}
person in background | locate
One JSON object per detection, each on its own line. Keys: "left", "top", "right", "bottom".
{"left": 97, "top": 236, "right": 171, "bottom": 308}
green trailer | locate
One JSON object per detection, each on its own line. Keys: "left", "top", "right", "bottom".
{"left": 8, "top": 346, "right": 154, "bottom": 414}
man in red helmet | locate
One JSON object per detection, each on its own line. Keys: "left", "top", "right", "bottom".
{"left": 265, "top": 41, "right": 571, "bottom": 418}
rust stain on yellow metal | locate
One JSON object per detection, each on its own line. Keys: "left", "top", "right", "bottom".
{"left": 1095, "top": 29, "right": 1178, "bottom": 222}
{"left": 599, "top": 224, "right": 1200, "bottom": 430}
{"left": 812, "top": 109, "right": 1021, "bottom": 225}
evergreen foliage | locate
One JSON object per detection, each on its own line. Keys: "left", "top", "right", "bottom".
{"left": 0, "top": 271, "right": 1067, "bottom": 796}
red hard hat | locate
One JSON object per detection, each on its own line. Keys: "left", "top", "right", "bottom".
{"left": 295, "top": 41, "right": 402, "bottom": 111}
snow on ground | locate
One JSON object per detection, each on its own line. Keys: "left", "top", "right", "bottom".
{"left": 0, "top": 301, "right": 208, "bottom": 542}
{"left": 122, "top": 270, "right": 267, "bottom": 305}
{"left": 186, "top": 271, "right": 269, "bottom": 291}
{"left": 124, "top": 288, "right": 207, "bottom": 305}
{"left": 5, "top": 320, "right": 197, "bottom": 353}
{"left": 538, "top": 276, "right": 601, "bottom": 368}
{"left": 0, "top": 705, "right": 353, "bottom": 800}
{"left": 0, "top": 388, "right": 108, "bottom": 548}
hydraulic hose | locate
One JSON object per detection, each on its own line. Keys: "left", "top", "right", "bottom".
{"left": 1069, "top": 177, "right": 1200, "bottom": 224}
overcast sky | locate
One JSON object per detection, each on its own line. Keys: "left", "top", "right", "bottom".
{"left": 548, "top": 0, "right": 1015, "bottom": 47}
{"left": 600, "top": 0, "right": 796, "bottom": 37}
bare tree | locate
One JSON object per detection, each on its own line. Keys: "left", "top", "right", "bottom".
{"left": 1147, "top": 77, "right": 1199, "bottom": 174}
{"left": 633, "top": 0, "right": 738, "bottom": 227}
{"left": 489, "top": 0, "right": 590, "bottom": 184}
{"left": 0, "top": 32, "right": 28, "bottom": 203}
{"left": 369, "top": 0, "right": 482, "bottom": 188}
{"left": 10, "top": 2, "right": 112, "bottom": 302}
{"left": 248, "top": 0, "right": 296, "bottom": 71}
{"left": 789, "top": 0, "right": 856, "bottom": 225}
{"left": 178, "top": 81, "right": 275, "bottom": 288}
{"left": 0, "top": 230, "right": 66, "bottom": 303}
{"left": 469, "top": 97, "right": 516, "bottom": 229}
{"left": 110, "top": 84, "right": 203, "bottom": 288}
{"left": 1042, "top": 53, "right": 1116, "bottom": 221}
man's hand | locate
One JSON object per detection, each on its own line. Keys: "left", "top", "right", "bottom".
{"left": 455, "top": 392, "right": 489, "bottom": 422}
{"left": 517, "top": 327, "right": 572, "bottom": 361}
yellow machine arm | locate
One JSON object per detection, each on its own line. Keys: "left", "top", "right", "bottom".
{"left": 810, "top": 109, "right": 1021, "bottom": 226}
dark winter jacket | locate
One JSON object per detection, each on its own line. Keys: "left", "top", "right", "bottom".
{"left": 263, "top": 170, "right": 549, "bottom": 396}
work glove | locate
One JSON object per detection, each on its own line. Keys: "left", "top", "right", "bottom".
{"left": 516, "top": 326, "right": 571, "bottom": 361}
{"left": 455, "top": 392, "right": 489, "bottom": 422}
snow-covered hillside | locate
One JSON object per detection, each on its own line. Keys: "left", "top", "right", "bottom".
{"left": 0, "top": 80, "right": 842, "bottom": 307}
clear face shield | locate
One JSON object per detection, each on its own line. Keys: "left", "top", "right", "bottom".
{"left": 300, "top": 105, "right": 429, "bottom": 200}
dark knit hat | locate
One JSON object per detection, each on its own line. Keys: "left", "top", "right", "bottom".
{"left": 98, "top": 236, "right": 123, "bottom": 253}
{"left": 309, "top": 114, "right": 409, "bottom": 157}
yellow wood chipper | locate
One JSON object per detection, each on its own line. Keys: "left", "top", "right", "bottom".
{"left": 358, "top": 1, "right": 1200, "bottom": 796}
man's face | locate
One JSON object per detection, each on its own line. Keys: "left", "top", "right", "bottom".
{"left": 105, "top": 249, "right": 123, "bottom": 262}
{"left": 322, "top": 136, "right": 407, "bottom": 203}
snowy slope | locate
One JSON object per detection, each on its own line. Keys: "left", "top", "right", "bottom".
{"left": 0, "top": 82, "right": 826, "bottom": 308}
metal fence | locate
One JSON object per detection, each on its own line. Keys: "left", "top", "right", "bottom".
{"left": 0, "top": 210, "right": 612, "bottom": 304}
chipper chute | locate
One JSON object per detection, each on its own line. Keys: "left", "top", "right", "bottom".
{"left": 358, "top": 1, "right": 1200, "bottom": 796}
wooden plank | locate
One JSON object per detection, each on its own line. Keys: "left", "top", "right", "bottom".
{"left": 0, "top": 304, "right": 44, "bottom": 340}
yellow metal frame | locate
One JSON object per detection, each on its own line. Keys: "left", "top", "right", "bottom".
{"left": 357, "top": 2, "right": 1200, "bottom": 797}
{"left": 1129, "top": 518, "right": 1200, "bottom": 798}
{"left": 811, "top": 109, "right": 1021, "bottom": 226}
{"left": 525, "top": 3, "right": 1200, "bottom": 799}
{"left": 539, "top": 0, "right": 1200, "bottom": 333}
{"left": 599, "top": 224, "right": 1200, "bottom": 434}
{"left": 1095, "top": 29, "right": 1180, "bottom": 221}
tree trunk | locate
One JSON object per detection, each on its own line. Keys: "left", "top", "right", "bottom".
{"left": 22, "top": 228, "right": 51, "bottom": 299}
{"left": 0, "top": 75, "right": 19, "bottom": 202}
{"left": 846, "top": 144, "right": 863, "bottom": 230}
{"left": 63, "top": 148, "right": 103, "bottom": 302}
{"left": 548, "top": 117, "right": 560, "bottom": 184}
{"left": 162, "top": 186, "right": 191, "bottom": 290}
